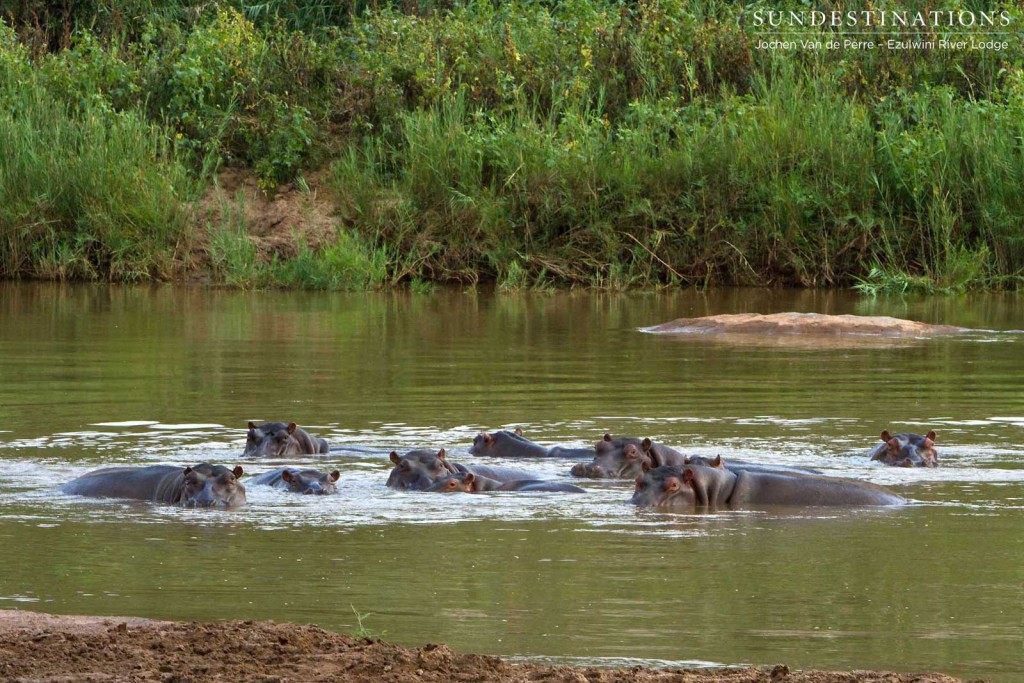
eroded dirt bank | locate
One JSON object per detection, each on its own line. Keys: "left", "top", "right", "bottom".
{"left": 0, "top": 611, "right": 975, "bottom": 683}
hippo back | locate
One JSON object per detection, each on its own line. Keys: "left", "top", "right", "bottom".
{"left": 463, "top": 464, "right": 537, "bottom": 482}
{"left": 730, "top": 470, "right": 906, "bottom": 507}
{"left": 62, "top": 466, "right": 184, "bottom": 503}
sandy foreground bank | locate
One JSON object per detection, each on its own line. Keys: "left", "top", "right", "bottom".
{"left": 0, "top": 610, "right": 975, "bottom": 683}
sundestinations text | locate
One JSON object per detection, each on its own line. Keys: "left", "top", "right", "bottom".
{"left": 751, "top": 10, "right": 1011, "bottom": 28}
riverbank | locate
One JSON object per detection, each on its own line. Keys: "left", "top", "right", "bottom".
{"left": 1, "top": 1, "right": 1022, "bottom": 292}
{"left": 0, "top": 611, "right": 974, "bottom": 683}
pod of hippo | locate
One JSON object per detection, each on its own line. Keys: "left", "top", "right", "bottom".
{"left": 244, "top": 422, "right": 329, "bottom": 458}
{"left": 630, "top": 460, "right": 906, "bottom": 510}
{"left": 61, "top": 464, "right": 247, "bottom": 508}
{"left": 869, "top": 430, "right": 938, "bottom": 467}
{"left": 249, "top": 468, "right": 341, "bottom": 495}
{"left": 57, "top": 422, "right": 933, "bottom": 511}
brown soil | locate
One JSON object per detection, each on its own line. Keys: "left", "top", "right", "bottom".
{"left": 0, "top": 610, "right": 973, "bottom": 683}
{"left": 192, "top": 168, "right": 339, "bottom": 265}
{"left": 642, "top": 313, "right": 964, "bottom": 347}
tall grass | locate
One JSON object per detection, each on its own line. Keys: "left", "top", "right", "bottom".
{"left": 0, "top": 85, "right": 194, "bottom": 281}
{"left": 2, "top": 0, "right": 1022, "bottom": 290}
{"left": 329, "top": 63, "right": 1024, "bottom": 289}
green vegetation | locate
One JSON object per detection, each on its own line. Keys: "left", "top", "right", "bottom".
{"left": 1, "top": 0, "right": 1022, "bottom": 290}
{"left": 349, "top": 605, "right": 387, "bottom": 640}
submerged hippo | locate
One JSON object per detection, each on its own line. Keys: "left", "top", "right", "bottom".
{"left": 249, "top": 468, "right": 340, "bottom": 495}
{"left": 61, "top": 463, "right": 247, "bottom": 508}
{"left": 630, "top": 461, "right": 905, "bottom": 510}
{"left": 869, "top": 430, "right": 938, "bottom": 467}
{"left": 243, "top": 421, "right": 329, "bottom": 457}
{"left": 385, "top": 449, "right": 535, "bottom": 491}
{"left": 470, "top": 429, "right": 594, "bottom": 458}
{"left": 425, "top": 472, "right": 587, "bottom": 493}
{"left": 570, "top": 434, "right": 685, "bottom": 479}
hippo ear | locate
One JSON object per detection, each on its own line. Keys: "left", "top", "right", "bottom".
{"left": 926, "top": 430, "right": 937, "bottom": 442}
{"left": 437, "top": 448, "right": 447, "bottom": 459}
{"left": 603, "top": 433, "right": 612, "bottom": 441}
{"left": 648, "top": 449, "right": 663, "bottom": 468}
{"left": 287, "top": 423, "right": 297, "bottom": 435}
{"left": 641, "top": 460, "right": 651, "bottom": 473}
{"left": 464, "top": 473, "right": 475, "bottom": 483}
{"left": 684, "top": 456, "right": 692, "bottom": 464}
{"left": 233, "top": 466, "right": 244, "bottom": 477}
{"left": 683, "top": 468, "right": 695, "bottom": 485}
{"left": 484, "top": 434, "right": 494, "bottom": 445}
{"left": 389, "top": 451, "right": 401, "bottom": 465}
{"left": 641, "top": 437, "right": 653, "bottom": 452}
{"left": 664, "top": 477, "right": 681, "bottom": 493}
{"left": 711, "top": 455, "right": 723, "bottom": 468}
{"left": 880, "top": 430, "right": 892, "bottom": 442}
{"left": 329, "top": 470, "right": 340, "bottom": 482}
{"left": 514, "top": 427, "right": 523, "bottom": 436}
{"left": 282, "top": 470, "right": 295, "bottom": 482}
{"left": 923, "top": 437, "right": 935, "bottom": 449}
{"left": 248, "top": 421, "right": 257, "bottom": 430}
{"left": 183, "top": 467, "right": 193, "bottom": 475}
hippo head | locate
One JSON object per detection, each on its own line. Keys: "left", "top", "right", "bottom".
{"left": 244, "top": 421, "right": 304, "bottom": 458}
{"left": 878, "top": 430, "right": 939, "bottom": 467}
{"left": 630, "top": 462, "right": 736, "bottom": 510}
{"left": 571, "top": 435, "right": 659, "bottom": 479}
{"left": 683, "top": 455, "right": 724, "bottom": 468}
{"left": 469, "top": 428, "right": 546, "bottom": 457}
{"left": 181, "top": 464, "right": 247, "bottom": 508}
{"left": 424, "top": 473, "right": 476, "bottom": 493}
{"left": 386, "top": 448, "right": 457, "bottom": 490}
{"left": 282, "top": 468, "right": 340, "bottom": 495}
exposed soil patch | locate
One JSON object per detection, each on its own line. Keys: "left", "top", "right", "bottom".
{"left": 0, "top": 610, "right": 972, "bottom": 683}
{"left": 192, "top": 168, "right": 339, "bottom": 264}
{"left": 642, "top": 313, "right": 965, "bottom": 345}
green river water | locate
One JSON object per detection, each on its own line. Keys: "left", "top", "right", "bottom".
{"left": 0, "top": 283, "right": 1021, "bottom": 680}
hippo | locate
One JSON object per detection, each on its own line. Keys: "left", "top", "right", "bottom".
{"left": 249, "top": 468, "right": 340, "bottom": 495}
{"left": 630, "top": 461, "right": 905, "bottom": 510}
{"left": 385, "top": 449, "right": 535, "bottom": 491}
{"left": 869, "top": 430, "right": 938, "bottom": 467}
{"left": 424, "top": 472, "right": 587, "bottom": 493}
{"left": 570, "top": 434, "right": 685, "bottom": 479}
{"left": 61, "top": 463, "right": 247, "bottom": 508}
{"left": 243, "top": 421, "right": 329, "bottom": 457}
{"left": 470, "top": 428, "right": 594, "bottom": 458}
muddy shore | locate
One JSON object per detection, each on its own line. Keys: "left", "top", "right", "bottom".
{"left": 0, "top": 610, "right": 975, "bottom": 683}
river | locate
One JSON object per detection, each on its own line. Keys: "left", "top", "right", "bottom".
{"left": 0, "top": 283, "right": 1021, "bottom": 680}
